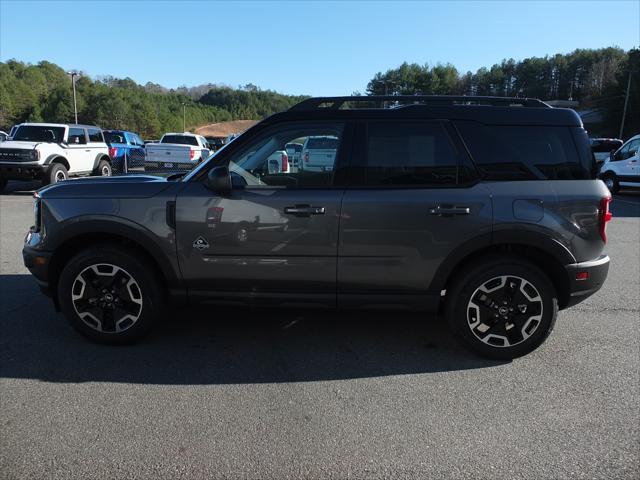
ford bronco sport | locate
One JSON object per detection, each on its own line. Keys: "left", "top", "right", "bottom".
{"left": 0, "top": 123, "right": 112, "bottom": 192}
{"left": 22, "top": 96, "right": 612, "bottom": 359}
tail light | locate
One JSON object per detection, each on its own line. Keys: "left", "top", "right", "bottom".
{"left": 206, "top": 206, "right": 224, "bottom": 224}
{"left": 190, "top": 149, "right": 195, "bottom": 160}
{"left": 281, "top": 152, "right": 288, "bottom": 171}
{"left": 304, "top": 152, "right": 309, "bottom": 163}
{"left": 108, "top": 147, "right": 118, "bottom": 158}
{"left": 599, "top": 197, "right": 612, "bottom": 243}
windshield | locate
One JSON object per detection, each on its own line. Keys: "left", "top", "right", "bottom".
{"left": 161, "top": 135, "right": 199, "bottom": 146}
{"left": 13, "top": 125, "right": 66, "bottom": 143}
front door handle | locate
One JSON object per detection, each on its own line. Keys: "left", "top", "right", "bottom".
{"left": 284, "top": 205, "right": 325, "bottom": 216}
{"left": 429, "top": 206, "right": 471, "bottom": 216}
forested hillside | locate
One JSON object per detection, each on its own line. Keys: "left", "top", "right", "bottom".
{"left": 1, "top": 47, "right": 637, "bottom": 138}
{"left": 0, "top": 60, "right": 307, "bottom": 137}
{"left": 366, "top": 47, "right": 639, "bottom": 137}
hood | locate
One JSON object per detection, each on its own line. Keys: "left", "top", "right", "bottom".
{"left": 38, "top": 174, "right": 176, "bottom": 199}
{"left": 0, "top": 140, "right": 42, "bottom": 150}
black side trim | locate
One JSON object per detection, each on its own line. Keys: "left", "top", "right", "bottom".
{"left": 166, "top": 201, "right": 176, "bottom": 229}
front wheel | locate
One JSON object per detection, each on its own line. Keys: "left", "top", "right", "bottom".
{"left": 446, "top": 256, "right": 558, "bottom": 360}
{"left": 43, "top": 163, "right": 68, "bottom": 186}
{"left": 602, "top": 172, "right": 619, "bottom": 194}
{"left": 58, "top": 245, "right": 164, "bottom": 344}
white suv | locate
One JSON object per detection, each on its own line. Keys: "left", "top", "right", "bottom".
{"left": 599, "top": 133, "right": 640, "bottom": 193}
{"left": 0, "top": 123, "right": 112, "bottom": 192}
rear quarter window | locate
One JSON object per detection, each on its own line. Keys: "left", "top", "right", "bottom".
{"left": 455, "top": 121, "right": 592, "bottom": 180}
{"left": 87, "top": 128, "right": 104, "bottom": 143}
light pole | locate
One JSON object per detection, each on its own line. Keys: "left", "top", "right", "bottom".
{"left": 66, "top": 71, "right": 80, "bottom": 124}
{"left": 619, "top": 70, "right": 633, "bottom": 139}
{"left": 182, "top": 103, "right": 186, "bottom": 132}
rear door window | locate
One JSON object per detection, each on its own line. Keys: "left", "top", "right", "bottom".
{"left": 68, "top": 128, "right": 87, "bottom": 145}
{"left": 351, "top": 121, "right": 464, "bottom": 186}
{"left": 455, "top": 121, "right": 590, "bottom": 180}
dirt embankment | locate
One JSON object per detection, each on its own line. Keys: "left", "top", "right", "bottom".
{"left": 195, "top": 120, "right": 258, "bottom": 137}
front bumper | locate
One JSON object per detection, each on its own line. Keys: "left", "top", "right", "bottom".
{"left": 22, "top": 230, "right": 53, "bottom": 298}
{"left": 0, "top": 163, "right": 45, "bottom": 181}
{"left": 564, "top": 255, "right": 610, "bottom": 308}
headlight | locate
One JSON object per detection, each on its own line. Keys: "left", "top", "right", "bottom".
{"left": 29, "top": 150, "right": 40, "bottom": 161}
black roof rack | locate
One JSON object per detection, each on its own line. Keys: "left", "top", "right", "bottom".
{"left": 289, "top": 95, "right": 550, "bottom": 111}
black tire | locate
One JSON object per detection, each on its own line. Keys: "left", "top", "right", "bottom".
{"left": 0, "top": 177, "right": 7, "bottom": 193}
{"left": 446, "top": 255, "right": 558, "bottom": 360}
{"left": 602, "top": 172, "right": 619, "bottom": 194}
{"left": 58, "top": 245, "right": 164, "bottom": 344}
{"left": 43, "top": 163, "right": 68, "bottom": 186}
{"left": 94, "top": 158, "right": 112, "bottom": 177}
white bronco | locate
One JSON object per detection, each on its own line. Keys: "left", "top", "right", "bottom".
{"left": 0, "top": 123, "right": 111, "bottom": 192}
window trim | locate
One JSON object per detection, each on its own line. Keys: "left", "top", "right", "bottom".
{"left": 344, "top": 119, "right": 480, "bottom": 190}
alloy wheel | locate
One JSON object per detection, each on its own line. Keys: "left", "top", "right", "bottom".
{"left": 71, "top": 263, "right": 143, "bottom": 333}
{"left": 55, "top": 170, "right": 67, "bottom": 182}
{"left": 467, "top": 275, "right": 543, "bottom": 348}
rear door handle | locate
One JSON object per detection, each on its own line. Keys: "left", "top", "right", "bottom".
{"left": 284, "top": 205, "right": 325, "bottom": 216}
{"left": 429, "top": 206, "right": 471, "bottom": 216}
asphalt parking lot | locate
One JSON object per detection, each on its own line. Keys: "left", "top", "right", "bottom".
{"left": 1, "top": 181, "right": 639, "bottom": 479}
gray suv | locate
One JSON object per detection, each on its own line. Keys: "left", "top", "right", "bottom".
{"left": 22, "top": 96, "right": 612, "bottom": 359}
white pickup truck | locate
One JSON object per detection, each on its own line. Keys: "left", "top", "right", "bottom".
{"left": 0, "top": 123, "right": 112, "bottom": 192}
{"left": 144, "top": 133, "right": 210, "bottom": 172}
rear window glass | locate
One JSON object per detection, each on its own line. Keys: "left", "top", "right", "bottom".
{"left": 306, "top": 137, "right": 339, "bottom": 149}
{"left": 590, "top": 139, "right": 622, "bottom": 153}
{"left": 162, "top": 135, "right": 199, "bottom": 146}
{"left": 455, "top": 121, "right": 591, "bottom": 180}
{"left": 104, "top": 132, "right": 126, "bottom": 144}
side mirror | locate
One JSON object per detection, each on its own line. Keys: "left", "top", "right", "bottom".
{"left": 205, "top": 166, "right": 232, "bottom": 195}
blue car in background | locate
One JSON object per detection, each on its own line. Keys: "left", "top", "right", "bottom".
{"left": 103, "top": 130, "right": 146, "bottom": 172}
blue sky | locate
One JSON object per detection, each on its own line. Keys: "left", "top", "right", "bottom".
{"left": 1, "top": 0, "right": 639, "bottom": 96}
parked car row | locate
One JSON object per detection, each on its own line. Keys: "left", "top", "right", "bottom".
{"left": 596, "top": 134, "right": 640, "bottom": 193}
{"left": 0, "top": 122, "right": 243, "bottom": 191}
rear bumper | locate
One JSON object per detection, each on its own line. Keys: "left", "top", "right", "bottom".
{"left": 564, "top": 255, "right": 610, "bottom": 308}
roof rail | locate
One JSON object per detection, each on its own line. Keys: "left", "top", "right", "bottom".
{"left": 289, "top": 95, "right": 550, "bottom": 111}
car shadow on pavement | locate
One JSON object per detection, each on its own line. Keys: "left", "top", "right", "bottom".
{"left": 0, "top": 181, "right": 41, "bottom": 196}
{"left": 0, "top": 275, "right": 505, "bottom": 385}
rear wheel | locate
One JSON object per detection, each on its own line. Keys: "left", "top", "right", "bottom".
{"left": 94, "top": 158, "right": 112, "bottom": 177}
{"left": 602, "top": 172, "right": 619, "bottom": 194}
{"left": 58, "top": 245, "right": 164, "bottom": 344}
{"left": 446, "top": 256, "right": 558, "bottom": 359}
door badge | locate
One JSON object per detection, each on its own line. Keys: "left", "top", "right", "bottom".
{"left": 193, "top": 236, "right": 210, "bottom": 250}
